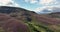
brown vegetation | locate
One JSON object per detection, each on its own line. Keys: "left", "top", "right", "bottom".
{"left": 30, "top": 13, "right": 60, "bottom": 25}
{"left": 0, "top": 13, "right": 30, "bottom": 32}
{"left": 35, "top": 15, "right": 60, "bottom": 25}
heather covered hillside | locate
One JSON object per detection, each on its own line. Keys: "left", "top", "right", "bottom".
{"left": 0, "top": 13, "right": 30, "bottom": 32}
{"left": 0, "top": 6, "right": 60, "bottom": 32}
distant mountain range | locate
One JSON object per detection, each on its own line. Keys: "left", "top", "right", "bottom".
{"left": 38, "top": 7, "right": 60, "bottom": 14}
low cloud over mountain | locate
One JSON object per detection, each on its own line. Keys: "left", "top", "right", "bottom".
{"left": 36, "top": 6, "right": 60, "bottom": 14}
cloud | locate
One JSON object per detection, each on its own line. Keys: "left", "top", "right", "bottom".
{"left": 25, "top": 0, "right": 38, "bottom": 4}
{"left": 0, "top": 0, "right": 10, "bottom": 4}
{"left": 34, "top": 5, "right": 60, "bottom": 13}
{"left": 39, "top": 0, "right": 57, "bottom": 5}
{"left": 34, "top": 6, "right": 55, "bottom": 12}
{"left": 24, "top": 0, "right": 60, "bottom": 13}
{"left": 24, "top": 0, "right": 59, "bottom": 6}
{"left": 30, "top": 0, "right": 38, "bottom": 4}
{"left": 51, "top": 7, "right": 60, "bottom": 12}
{"left": 0, "top": 0, "right": 20, "bottom": 7}
{"left": 25, "top": 0, "right": 29, "bottom": 2}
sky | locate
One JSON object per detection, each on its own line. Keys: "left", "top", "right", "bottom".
{"left": 0, "top": 0, "right": 60, "bottom": 12}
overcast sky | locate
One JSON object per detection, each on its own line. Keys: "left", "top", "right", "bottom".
{"left": 0, "top": 0, "right": 60, "bottom": 12}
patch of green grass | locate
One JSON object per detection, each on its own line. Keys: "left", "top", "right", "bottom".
{"left": 25, "top": 22, "right": 54, "bottom": 32}
{"left": 23, "top": 16, "right": 55, "bottom": 32}
{"left": 0, "top": 27, "right": 4, "bottom": 32}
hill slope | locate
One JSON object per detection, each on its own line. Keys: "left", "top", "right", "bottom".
{"left": 0, "top": 6, "right": 60, "bottom": 32}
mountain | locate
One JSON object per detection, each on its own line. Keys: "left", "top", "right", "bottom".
{"left": 0, "top": 6, "right": 36, "bottom": 22}
{"left": 48, "top": 12, "right": 60, "bottom": 18}
{"left": 38, "top": 9, "right": 52, "bottom": 14}
{"left": 38, "top": 7, "right": 60, "bottom": 14}
{"left": 0, "top": 6, "right": 60, "bottom": 32}
{"left": 52, "top": 7, "right": 60, "bottom": 12}
{"left": 0, "top": 6, "right": 26, "bottom": 13}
